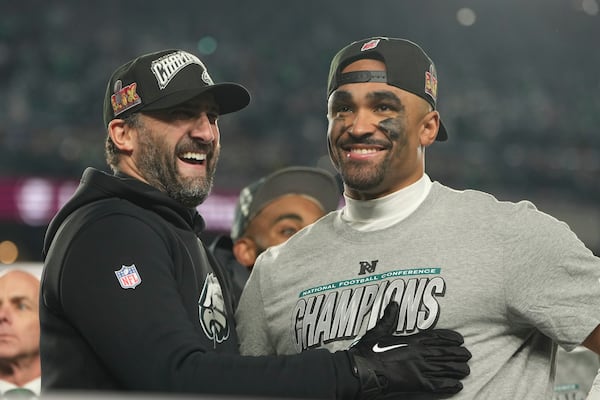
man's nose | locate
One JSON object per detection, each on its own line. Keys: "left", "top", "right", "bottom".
{"left": 0, "top": 306, "right": 11, "bottom": 323}
{"left": 348, "top": 109, "right": 376, "bottom": 137}
{"left": 189, "top": 113, "right": 216, "bottom": 142}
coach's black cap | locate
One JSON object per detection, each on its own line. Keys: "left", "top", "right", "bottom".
{"left": 327, "top": 37, "right": 447, "bottom": 141}
{"left": 230, "top": 167, "right": 341, "bottom": 241}
{"left": 103, "top": 49, "right": 250, "bottom": 126}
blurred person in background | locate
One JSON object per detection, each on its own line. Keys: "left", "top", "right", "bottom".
{"left": 0, "top": 269, "right": 41, "bottom": 398}
{"left": 235, "top": 36, "right": 600, "bottom": 399}
{"left": 39, "top": 48, "right": 471, "bottom": 399}
{"left": 210, "top": 166, "right": 341, "bottom": 306}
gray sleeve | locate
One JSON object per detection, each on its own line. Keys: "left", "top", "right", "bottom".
{"left": 504, "top": 207, "right": 600, "bottom": 350}
{"left": 235, "top": 260, "right": 275, "bottom": 355}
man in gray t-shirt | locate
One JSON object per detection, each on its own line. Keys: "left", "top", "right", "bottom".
{"left": 235, "top": 36, "right": 600, "bottom": 400}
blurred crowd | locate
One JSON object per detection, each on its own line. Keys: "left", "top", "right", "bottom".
{"left": 1, "top": 0, "right": 599, "bottom": 256}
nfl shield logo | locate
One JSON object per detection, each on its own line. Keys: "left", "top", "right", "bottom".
{"left": 115, "top": 264, "right": 142, "bottom": 289}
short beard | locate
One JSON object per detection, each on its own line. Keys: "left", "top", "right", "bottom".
{"left": 136, "top": 125, "right": 217, "bottom": 208}
{"left": 338, "top": 156, "right": 387, "bottom": 192}
{"left": 330, "top": 116, "right": 407, "bottom": 193}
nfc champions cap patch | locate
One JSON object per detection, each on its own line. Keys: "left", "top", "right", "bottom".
{"left": 150, "top": 50, "right": 213, "bottom": 90}
{"left": 115, "top": 264, "right": 142, "bottom": 289}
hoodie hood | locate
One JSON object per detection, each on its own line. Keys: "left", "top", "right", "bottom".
{"left": 43, "top": 167, "right": 205, "bottom": 257}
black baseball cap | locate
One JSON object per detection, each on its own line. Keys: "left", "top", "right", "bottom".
{"left": 327, "top": 37, "right": 447, "bottom": 141}
{"left": 103, "top": 49, "right": 250, "bottom": 126}
{"left": 230, "top": 167, "right": 341, "bottom": 240}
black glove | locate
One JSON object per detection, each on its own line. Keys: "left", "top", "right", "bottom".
{"left": 347, "top": 301, "right": 471, "bottom": 399}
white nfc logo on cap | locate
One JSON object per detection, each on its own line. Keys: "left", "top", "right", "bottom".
{"left": 151, "top": 50, "right": 214, "bottom": 90}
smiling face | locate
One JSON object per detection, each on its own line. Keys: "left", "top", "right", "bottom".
{"left": 110, "top": 93, "right": 221, "bottom": 207}
{"left": 326, "top": 59, "right": 440, "bottom": 200}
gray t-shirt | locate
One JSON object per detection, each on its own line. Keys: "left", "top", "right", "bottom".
{"left": 236, "top": 182, "right": 600, "bottom": 400}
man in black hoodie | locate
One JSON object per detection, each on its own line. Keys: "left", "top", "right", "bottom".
{"left": 40, "top": 49, "right": 471, "bottom": 399}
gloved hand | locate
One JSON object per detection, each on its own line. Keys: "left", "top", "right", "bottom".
{"left": 347, "top": 301, "right": 471, "bottom": 399}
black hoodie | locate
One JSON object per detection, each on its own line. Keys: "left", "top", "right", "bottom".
{"left": 40, "top": 167, "right": 355, "bottom": 398}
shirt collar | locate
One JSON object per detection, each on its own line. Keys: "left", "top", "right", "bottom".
{"left": 341, "top": 174, "right": 432, "bottom": 231}
{"left": 0, "top": 377, "right": 41, "bottom": 396}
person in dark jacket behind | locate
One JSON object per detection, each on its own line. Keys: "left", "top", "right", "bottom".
{"left": 40, "top": 48, "right": 471, "bottom": 399}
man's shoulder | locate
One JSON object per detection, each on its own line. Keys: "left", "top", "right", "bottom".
{"left": 431, "top": 182, "right": 539, "bottom": 215}
{"left": 52, "top": 197, "right": 170, "bottom": 251}
{"left": 431, "top": 182, "right": 572, "bottom": 241}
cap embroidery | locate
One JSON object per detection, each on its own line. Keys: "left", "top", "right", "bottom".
{"left": 424, "top": 64, "right": 438, "bottom": 102}
{"left": 238, "top": 186, "right": 253, "bottom": 218}
{"left": 360, "top": 39, "right": 381, "bottom": 52}
{"left": 111, "top": 80, "right": 141, "bottom": 117}
{"left": 201, "top": 70, "right": 214, "bottom": 86}
{"left": 151, "top": 50, "right": 213, "bottom": 90}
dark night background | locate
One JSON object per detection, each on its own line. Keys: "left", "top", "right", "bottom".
{"left": 1, "top": 0, "right": 599, "bottom": 262}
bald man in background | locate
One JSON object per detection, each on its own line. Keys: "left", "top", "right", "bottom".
{"left": 0, "top": 269, "right": 41, "bottom": 398}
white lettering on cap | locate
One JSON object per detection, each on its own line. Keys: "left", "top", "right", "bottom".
{"left": 151, "top": 50, "right": 214, "bottom": 90}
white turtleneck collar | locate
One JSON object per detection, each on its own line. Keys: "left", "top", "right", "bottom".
{"left": 0, "top": 376, "right": 41, "bottom": 396}
{"left": 341, "top": 174, "right": 433, "bottom": 231}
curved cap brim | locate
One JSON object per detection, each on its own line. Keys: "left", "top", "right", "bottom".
{"left": 142, "top": 82, "right": 251, "bottom": 115}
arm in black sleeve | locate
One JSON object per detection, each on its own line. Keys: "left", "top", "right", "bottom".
{"left": 56, "top": 214, "right": 352, "bottom": 398}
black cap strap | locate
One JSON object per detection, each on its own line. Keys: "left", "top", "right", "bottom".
{"left": 336, "top": 71, "right": 387, "bottom": 87}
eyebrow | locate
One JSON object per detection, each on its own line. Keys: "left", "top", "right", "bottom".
{"left": 0, "top": 295, "right": 32, "bottom": 306}
{"left": 367, "top": 90, "right": 403, "bottom": 105}
{"left": 12, "top": 295, "right": 32, "bottom": 303}
{"left": 272, "top": 213, "right": 304, "bottom": 225}
{"left": 329, "top": 91, "right": 353, "bottom": 103}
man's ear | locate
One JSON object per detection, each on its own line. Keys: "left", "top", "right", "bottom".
{"left": 232, "top": 237, "right": 258, "bottom": 268}
{"left": 108, "top": 118, "right": 135, "bottom": 152}
{"left": 419, "top": 110, "right": 441, "bottom": 147}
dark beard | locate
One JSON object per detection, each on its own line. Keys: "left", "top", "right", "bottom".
{"left": 338, "top": 157, "right": 387, "bottom": 192}
{"left": 330, "top": 116, "right": 407, "bottom": 192}
{"left": 136, "top": 127, "right": 217, "bottom": 208}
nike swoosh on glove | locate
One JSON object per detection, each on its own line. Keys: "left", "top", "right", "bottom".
{"left": 346, "top": 301, "right": 471, "bottom": 400}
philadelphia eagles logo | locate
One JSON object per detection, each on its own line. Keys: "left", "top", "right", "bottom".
{"left": 198, "top": 273, "right": 229, "bottom": 347}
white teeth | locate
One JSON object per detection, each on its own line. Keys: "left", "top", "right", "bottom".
{"left": 350, "top": 148, "right": 377, "bottom": 154}
{"left": 180, "top": 152, "right": 206, "bottom": 161}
